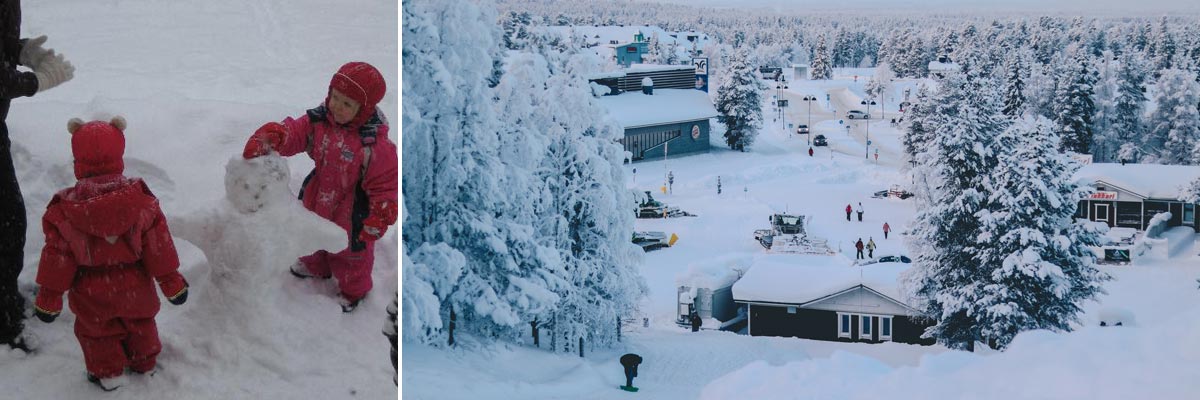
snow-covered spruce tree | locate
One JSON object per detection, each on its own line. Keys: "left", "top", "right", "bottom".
{"left": 643, "top": 31, "right": 662, "bottom": 64}
{"left": 665, "top": 39, "right": 682, "bottom": 65}
{"left": 901, "top": 84, "right": 936, "bottom": 171}
{"left": 1145, "top": 68, "right": 1200, "bottom": 165}
{"left": 403, "top": 0, "right": 561, "bottom": 346}
{"left": 1110, "top": 52, "right": 1149, "bottom": 163}
{"left": 536, "top": 55, "right": 647, "bottom": 355}
{"left": 1001, "top": 48, "right": 1028, "bottom": 117}
{"left": 810, "top": 34, "right": 833, "bottom": 80}
{"left": 1053, "top": 49, "right": 1097, "bottom": 154}
{"left": 715, "top": 49, "right": 763, "bottom": 151}
{"left": 1152, "top": 16, "right": 1176, "bottom": 73}
{"left": 903, "top": 68, "right": 1007, "bottom": 351}
{"left": 974, "top": 116, "right": 1109, "bottom": 350}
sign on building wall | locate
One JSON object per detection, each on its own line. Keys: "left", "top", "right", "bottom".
{"left": 1090, "top": 191, "right": 1118, "bottom": 200}
{"left": 693, "top": 57, "right": 709, "bottom": 92}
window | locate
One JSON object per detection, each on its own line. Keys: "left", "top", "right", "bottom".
{"left": 880, "top": 317, "right": 893, "bottom": 342}
{"left": 787, "top": 306, "right": 797, "bottom": 314}
{"left": 626, "top": 46, "right": 638, "bottom": 53}
{"left": 838, "top": 313, "right": 851, "bottom": 338}
{"left": 1186, "top": 204, "right": 1195, "bottom": 227}
{"left": 861, "top": 315, "right": 872, "bottom": 337}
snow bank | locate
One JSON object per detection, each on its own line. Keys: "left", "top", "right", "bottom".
{"left": 701, "top": 308, "right": 1200, "bottom": 400}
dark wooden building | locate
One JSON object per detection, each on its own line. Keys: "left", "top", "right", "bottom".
{"left": 732, "top": 256, "right": 934, "bottom": 345}
{"left": 1074, "top": 163, "right": 1200, "bottom": 232}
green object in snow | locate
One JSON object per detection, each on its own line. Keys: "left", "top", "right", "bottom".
{"left": 620, "top": 386, "right": 640, "bottom": 392}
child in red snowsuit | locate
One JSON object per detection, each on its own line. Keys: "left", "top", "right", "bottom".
{"left": 242, "top": 62, "right": 397, "bottom": 312}
{"left": 33, "top": 117, "right": 188, "bottom": 391}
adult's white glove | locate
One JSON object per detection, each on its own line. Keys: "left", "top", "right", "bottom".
{"left": 19, "top": 35, "right": 51, "bottom": 68}
{"left": 33, "top": 52, "right": 74, "bottom": 93}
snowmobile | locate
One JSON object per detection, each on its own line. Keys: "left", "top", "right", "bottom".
{"left": 753, "top": 214, "right": 833, "bottom": 254}
{"left": 632, "top": 231, "right": 674, "bottom": 252}
{"left": 871, "top": 185, "right": 915, "bottom": 199}
{"left": 635, "top": 191, "right": 696, "bottom": 219}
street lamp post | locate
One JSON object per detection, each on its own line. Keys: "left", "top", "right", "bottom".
{"left": 776, "top": 83, "right": 789, "bottom": 132}
{"left": 860, "top": 99, "right": 876, "bottom": 160}
{"left": 802, "top": 95, "right": 816, "bottom": 146}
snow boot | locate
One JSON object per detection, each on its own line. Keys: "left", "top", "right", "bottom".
{"left": 87, "top": 373, "right": 127, "bottom": 392}
{"left": 289, "top": 261, "right": 325, "bottom": 279}
{"left": 339, "top": 294, "right": 365, "bottom": 313}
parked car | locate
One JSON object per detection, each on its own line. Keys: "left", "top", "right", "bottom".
{"left": 796, "top": 124, "right": 810, "bottom": 134}
{"left": 872, "top": 186, "right": 915, "bottom": 199}
{"left": 813, "top": 134, "right": 828, "bottom": 147}
{"left": 846, "top": 110, "right": 870, "bottom": 119}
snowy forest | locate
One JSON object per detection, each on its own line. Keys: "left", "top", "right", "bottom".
{"left": 403, "top": 0, "right": 1200, "bottom": 397}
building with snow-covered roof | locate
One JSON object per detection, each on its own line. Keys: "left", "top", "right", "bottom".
{"left": 927, "top": 61, "right": 960, "bottom": 79}
{"left": 540, "top": 25, "right": 710, "bottom": 67}
{"left": 731, "top": 256, "right": 934, "bottom": 345}
{"left": 596, "top": 88, "right": 717, "bottom": 161}
{"left": 1073, "top": 163, "right": 1200, "bottom": 232}
{"left": 675, "top": 256, "right": 750, "bottom": 330}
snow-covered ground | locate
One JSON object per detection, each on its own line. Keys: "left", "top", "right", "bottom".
{"left": 1, "top": 1, "right": 398, "bottom": 398}
{"left": 403, "top": 67, "right": 1200, "bottom": 399}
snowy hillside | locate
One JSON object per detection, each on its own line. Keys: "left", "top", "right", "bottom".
{"left": 1, "top": 1, "right": 398, "bottom": 398}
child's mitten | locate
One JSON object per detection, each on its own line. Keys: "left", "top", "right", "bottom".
{"left": 33, "top": 287, "right": 64, "bottom": 323}
{"left": 157, "top": 272, "right": 189, "bottom": 306}
{"left": 242, "top": 122, "right": 286, "bottom": 159}
{"left": 358, "top": 200, "right": 397, "bottom": 242}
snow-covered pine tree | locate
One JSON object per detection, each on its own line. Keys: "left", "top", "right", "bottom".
{"left": 864, "top": 62, "right": 893, "bottom": 108}
{"left": 665, "top": 39, "right": 682, "bottom": 65}
{"left": 1053, "top": 48, "right": 1097, "bottom": 154}
{"left": 536, "top": 55, "right": 647, "bottom": 355}
{"left": 715, "top": 49, "right": 763, "bottom": 150}
{"left": 974, "top": 116, "right": 1109, "bottom": 350}
{"left": 810, "top": 34, "right": 833, "bottom": 80}
{"left": 902, "top": 84, "right": 936, "bottom": 171}
{"left": 1111, "top": 51, "right": 1149, "bottom": 163}
{"left": 1152, "top": 16, "right": 1176, "bottom": 72}
{"left": 904, "top": 67, "right": 1007, "bottom": 351}
{"left": 1145, "top": 68, "right": 1200, "bottom": 165}
{"left": 1001, "top": 48, "right": 1028, "bottom": 117}
{"left": 643, "top": 32, "right": 662, "bottom": 64}
{"left": 403, "top": 0, "right": 562, "bottom": 346}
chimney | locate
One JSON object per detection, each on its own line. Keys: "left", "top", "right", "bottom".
{"left": 642, "top": 76, "right": 654, "bottom": 95}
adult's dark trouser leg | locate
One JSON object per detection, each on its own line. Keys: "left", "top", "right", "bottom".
{"left": 624, "top": 366, "right": 633, "bottom": 387}
{"left": 0, "top": 129, "right": 27, "bottom": 347}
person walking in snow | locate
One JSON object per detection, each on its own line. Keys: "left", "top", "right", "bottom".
{"left": 33, "top": 117, "right": 188, "bottom": 392}
{"left": 845, "top": 204, "right": 852, "bottom": 221}
{"left": 667, "top": 170, "right": 674, "bottom": 194}
{"left": 717, "top": 176, "right": 721, "bottom": 195}
{"left": 867, "top": 237, "right": 876, "bottom": 258}
{"left": 0, "top": 2, "right": 76, "bottom": 352}
{"left": 808, "top": 146, "right": 814, "bottom": 157}
{"left": 883, "top": 222, "right": 891, "bottom": 239}
{"left": 242, "top": 62, "right": 397, "bottom": 312}
{"left": 855, "top": 238, "right": 865, "bottom": 260}
{"left": 690, "top": 312, "right": 702, "bottom": 332}
{"left": 620, "top": 353, "right": 643, "bottom": 391}
{"left": 856, "top": 202, "right": 864, "bottom": 222}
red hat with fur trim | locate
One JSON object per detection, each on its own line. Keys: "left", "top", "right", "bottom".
{"left": 68, "top": 116, "right": 126, "bottom": 179}
{"left": 327, "top": 62, "right": 386, "bottom": 128}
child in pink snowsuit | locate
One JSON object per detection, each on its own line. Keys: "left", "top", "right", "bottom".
{"left": 242, "top": 62, "right": 397, "bottom": 312}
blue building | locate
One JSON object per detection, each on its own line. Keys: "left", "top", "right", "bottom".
{"left": 591, "top": 65, "right": 717, "bottom": 162}
{"left": 614, "top": 41, "right": 648, "bottom": 67}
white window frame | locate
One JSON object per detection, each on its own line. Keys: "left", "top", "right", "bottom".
{"left": 837, "top": 313, "right": 852, "bottom": 339}
{"left": 880, "top": 316, "right": 893, "bottom": 342}
{"left": 860, "top": 315, "right": 872, "bottom": 338}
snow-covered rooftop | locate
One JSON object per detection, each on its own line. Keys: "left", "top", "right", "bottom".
{"left": 675, "top": 254, "right": 753, "bottom": 290}
{"left": 732, "top": 255, "right": 912, "bottom": 307}
{"left": 1074, "top": 163, "right": 1200, "bottom": 200}
{"left": 596, "top": 89, "right": 718, "bottom": 129}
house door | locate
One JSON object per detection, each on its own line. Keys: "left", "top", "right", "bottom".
{"left": 1094, "top": 203, "right": 1111, "bottom": 226}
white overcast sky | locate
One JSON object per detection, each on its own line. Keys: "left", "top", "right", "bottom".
{"left": 645, "top": 0, "right": 1200, "bottom": 14}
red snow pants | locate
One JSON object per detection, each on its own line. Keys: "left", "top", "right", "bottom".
{"left": 74, "top": 316, "right": 160, "bottom": 378}
{"left": 298, "top": 240, "right": 376, "bottom": 301}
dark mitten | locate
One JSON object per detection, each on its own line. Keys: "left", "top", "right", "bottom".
{"left": 33, "top": 287, "right": 64, "bottom": 323}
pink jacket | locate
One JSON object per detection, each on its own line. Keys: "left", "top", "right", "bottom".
{"left": 275, "top": 108, "right": 398, "bottom": 232}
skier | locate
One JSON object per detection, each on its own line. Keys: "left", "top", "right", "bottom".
{"left": 883, "top": 222, "right": 891, "bottom": 239}
{"left": 33, "top": 117, "right": 188, "bottom": 391}
{"left": 620, "top": 353, "right": 643, "bottom": 392}
{"left": 855, "top": 238, "right": 865, "bottom": 260}
{"left": 242, "top": 62, "right": 397, "bottom": 312}
{"left": 856, "top": 202, "right": 864, "bottom": 222}
{"left": 808, "top": 146, "right": 814, "bottom": 157}
{"left": 1, "top": 9, "right": 76, "bottom": 352}
{"left": 690, "top": 312, "right": 702, "bottom": 332}
{"left": 867, "top": 237, "right": 876, "bottom": 258}
{"left": 667, "top": 170, "right": 674, "bottom": 194}
{"left": 845, "top": 204, "right": 852, "bottom": 221}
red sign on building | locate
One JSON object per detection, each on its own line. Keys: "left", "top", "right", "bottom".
{"left": 1090, "top": 191, "right": 1117, "bottom": 200}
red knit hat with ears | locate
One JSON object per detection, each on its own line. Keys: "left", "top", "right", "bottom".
{"left": 327, "top": 62, "right": 386, "bottom": 128}
{"left": 68, "top": 116, "right": 126, "bottom": 179}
